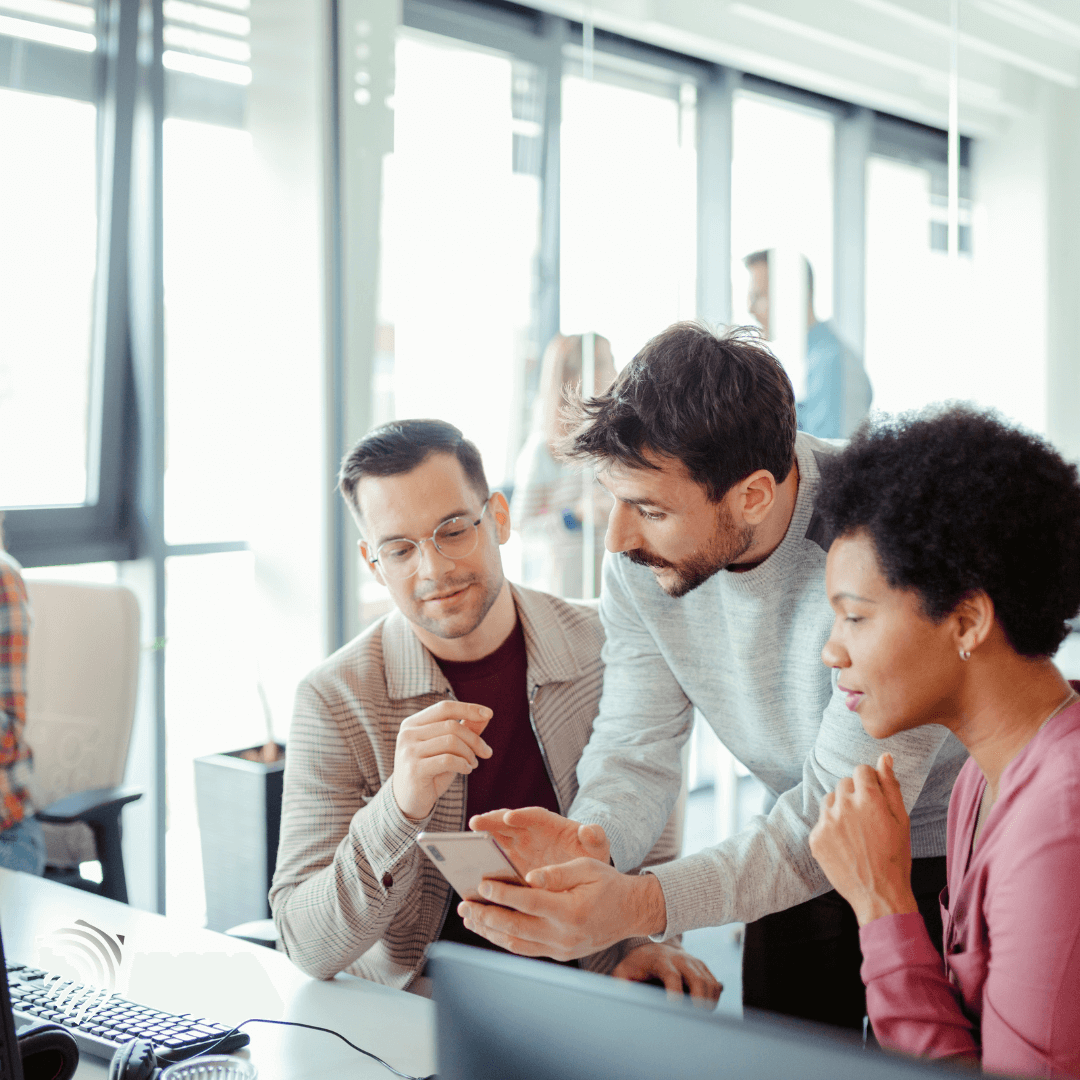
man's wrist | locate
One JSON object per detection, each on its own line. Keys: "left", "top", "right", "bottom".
{"left": 629, "top": 872, "right": 668, "bottom": 938}
{"left": 390, "top": 773, "right": 431, "bottom": 824}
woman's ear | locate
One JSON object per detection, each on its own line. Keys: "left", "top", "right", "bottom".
{"left": 953, "top": 591, "right": 995, "bottom": 657}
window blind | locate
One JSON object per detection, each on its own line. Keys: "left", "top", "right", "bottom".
{"left": 0, "top": 0, "right": 95, "bottom": 53}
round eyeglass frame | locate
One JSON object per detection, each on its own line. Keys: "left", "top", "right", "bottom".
{"left": 368, "top": 497, "right": 493, "bottom": 581}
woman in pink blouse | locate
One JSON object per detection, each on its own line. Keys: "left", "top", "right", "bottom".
{"left": 808, "top": 405, "right": 1080, "bottom": 1077}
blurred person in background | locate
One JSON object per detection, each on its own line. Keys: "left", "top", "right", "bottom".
{"left": 745, "top": 249, "right": 872, "bottom": 439}
{"left": 511, "top": 334, "right": 616, "bottom": 598}
{"left": 810, "top": 407, "right": 1080, "bottom": 1074}
{"left": 0, "top": 513, "right": 46, "bottom": 874}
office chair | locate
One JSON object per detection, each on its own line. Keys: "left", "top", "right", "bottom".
{"left": 24, "top": 580, "right": 142, "bottom": 904}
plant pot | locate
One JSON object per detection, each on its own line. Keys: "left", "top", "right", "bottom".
{"left": 193, "top": 743, "right": 285, "bottom": 933}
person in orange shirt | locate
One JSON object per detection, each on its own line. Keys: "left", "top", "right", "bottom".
{"left": 0, "top": 521, "right": 45, "bottom": 874}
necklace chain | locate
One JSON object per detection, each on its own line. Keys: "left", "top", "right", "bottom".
{"left": 1038, "top": 687, "right": 1080, "bottom": 733}
{"left": 975, "top": 686, "right": 1077, "bottom": 850}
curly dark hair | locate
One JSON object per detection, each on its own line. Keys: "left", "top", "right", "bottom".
{"left": 815, "top": 405, "right": 1080, "bottom": 657}
{"left": 557, "top": 322, "right": 796, "bottom": 502}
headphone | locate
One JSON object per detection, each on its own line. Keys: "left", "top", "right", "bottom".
{"left": 17, "top": 1026, "right": 161, "bottom": 1080}
{"left": 108, "top": 1039, "right": 162, "bottom": 1080}
{"left": 16, "top": 1020, "right": 79, "bottom": 1080}
{"left": 18, "top": 1031, "right": 433, "bottom": 1080}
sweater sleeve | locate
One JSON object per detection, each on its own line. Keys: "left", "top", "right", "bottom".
{"left": 860, "top": 913, "right": 978, "bottom": 1061}
{"left": 568, "top": 554, "right": 694, "bottom": 873}
{"left": 269, "top": 677, "right": 431, "bottom": 979}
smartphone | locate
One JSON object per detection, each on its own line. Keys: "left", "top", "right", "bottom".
{"left": 416, "top": 831, "right": 526, "bottom": 901}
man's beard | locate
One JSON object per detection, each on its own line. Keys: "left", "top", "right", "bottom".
{"left": 623, "top": 506, "right": 754, "bottom": 598}
{"left": 411, "top": 571, "right": 503, "bottom": 637}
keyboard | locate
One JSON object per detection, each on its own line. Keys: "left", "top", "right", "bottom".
{"left": 7, "top": 961, "right": 250, "bottom": 1063}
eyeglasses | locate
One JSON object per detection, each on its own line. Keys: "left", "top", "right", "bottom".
{"left": 368, "top": 498, "right": 492, "bottom": 581}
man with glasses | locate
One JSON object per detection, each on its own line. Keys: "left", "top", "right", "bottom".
{"left": 269, "top": 419, "right": 720, "bottom": 999}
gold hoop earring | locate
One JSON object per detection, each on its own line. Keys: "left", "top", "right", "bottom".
{"left": 959, "top": 649, "right": 971, "bottom": 661}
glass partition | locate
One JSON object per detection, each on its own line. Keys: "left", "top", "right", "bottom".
{"left": 542, "top": 56, "right": 696, "bottom": 598}
{"left": 730, "top": 91, "right": 835, "bottom": 402}
{"left": 560, "top": 66, "right": 697, "bottom": 368}
{"left": 377, "top": 30, "right": 543, "bottom": 492}
{"left": 864, "top": 154, "right": 989, "bottom": 418}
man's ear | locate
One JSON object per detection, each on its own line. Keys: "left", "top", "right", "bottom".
{"left": 358, "top": 539, "right": 386, "bottom": 586}
{"left": 489, "top": 491, "right": 512, "bottom": 544}
{"left": 734, "top": 469, "right": 778, "bottom": 525}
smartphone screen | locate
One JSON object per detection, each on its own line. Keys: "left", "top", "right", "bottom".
{"left": 416, "top": 831, "right": 525, "bottom": 901}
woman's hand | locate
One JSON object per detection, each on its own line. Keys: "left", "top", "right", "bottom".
{"left": 809, "top": 753, "right": 919, "bottom": 926}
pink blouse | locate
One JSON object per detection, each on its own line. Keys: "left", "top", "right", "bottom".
{"left": 859, "top": 687, "right": 1080, "bottom": 1077}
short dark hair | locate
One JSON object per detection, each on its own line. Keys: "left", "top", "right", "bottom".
{"left": 557, "top": 322, "right": 797, "bottom": 501}
{"left": 815, "top": 405, "right": 1080, "bottom": 657}
{"left": 744, "top": 249, "right": 814, "bottom": 303}
{"left": 338, "top": 419, "right": 490, "bottom": 517}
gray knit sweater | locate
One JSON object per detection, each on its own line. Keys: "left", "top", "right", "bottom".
{"left": 570, "top": 432, "right": 967, "bottom": 938}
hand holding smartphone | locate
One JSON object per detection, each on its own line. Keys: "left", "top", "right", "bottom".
{"left": 417, "top": 831, "right": 526, "bottom": 901}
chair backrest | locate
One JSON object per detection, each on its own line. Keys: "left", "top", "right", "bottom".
{"left": 23, "top": 581, "right": 140, "bottom": 868}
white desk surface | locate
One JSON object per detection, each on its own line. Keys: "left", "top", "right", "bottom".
{"left": 0, "top": 869, "right": 435, "bottom": 1080}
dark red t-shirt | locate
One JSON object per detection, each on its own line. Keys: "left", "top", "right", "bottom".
{"left": 434, "top": 619, "right": 561, "bottom": 954}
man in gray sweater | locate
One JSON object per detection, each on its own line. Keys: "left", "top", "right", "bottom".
{"left": 461, "top": 322, "right": 966, "bottom": 1030}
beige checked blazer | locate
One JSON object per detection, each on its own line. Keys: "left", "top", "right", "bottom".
{"left": 270, "top": 583, "right": 679, "bottom": 988}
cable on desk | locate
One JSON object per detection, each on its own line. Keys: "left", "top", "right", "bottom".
{"left": 196, "top": 1018, "right": 435, "bottom": 1080}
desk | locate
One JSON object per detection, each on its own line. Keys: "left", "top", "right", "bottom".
{"left": 0, "top": 869, "right": 435, "bottom": 1080}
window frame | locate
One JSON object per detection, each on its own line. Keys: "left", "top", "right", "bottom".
{"left": 0, "top": 12, "right": 135, "bottom": 566}
{"left": 1, "top": 2, "right": 249, "bottom": 568}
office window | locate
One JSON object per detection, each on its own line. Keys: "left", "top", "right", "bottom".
{"left": 162, "top": 0, "right": 252, "bottom": 544}
{"left": 730, "top": 92, "right": 834, "bottom": 396}
{"left": 163, "top": 119, "right": 255, "bottom": 544}
{"left": 863, "top": 154, "right": 1002, "bottom": 422}
{"left": 376, "top": 30, "right": 542, "bottom": 492}
{"left": 560, "top": 63, "right": 697, "bottom": 368}
{"left": 160, "top": 7, "right": 257, "bottom": 921}
{"left": 0, "top": 87, "right": 97, "bottom": 509}
{"left": 164, "top": 550, "right": 266, "bottom": 924}
{"left": 865, "top": 156, "right": 942, "bottom": 415}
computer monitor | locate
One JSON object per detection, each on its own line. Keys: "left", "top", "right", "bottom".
{"left": 428, "top": 942, "right": 969, "bottom": 1080}
{"left": 0, "top": 921, "right": 24, "bottom": 1080}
